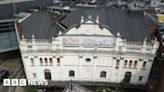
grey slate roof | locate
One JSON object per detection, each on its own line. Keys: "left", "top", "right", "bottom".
{"left": 20, "top": 11, "right": 63, "bottom": 39}
{"left": 20, "top": 7, "right": 156, "bottom": 41}
{"left": 61, "top": 7, "right": 156, "bottom": 41}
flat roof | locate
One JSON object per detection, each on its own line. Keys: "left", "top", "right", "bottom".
{"left": 0, "top": 0, "right": 33, "bottom": 4}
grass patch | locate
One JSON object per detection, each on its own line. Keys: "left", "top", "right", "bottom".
{"left": 25, "top": 85, "right": 37, "bottom": 92}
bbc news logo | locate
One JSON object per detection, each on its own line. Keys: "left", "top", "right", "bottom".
{"left": 3, "top": 79, "right": 48, "bottom": 86}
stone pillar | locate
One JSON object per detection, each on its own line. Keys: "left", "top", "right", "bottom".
{"left": 32, "top": 34, "right": 35, "bottom": 44}
{"left": 81, "top": 16, "right": 84, "bottom": 23}
{"left": 142, "top": 37, "right": 147, "bottom": 54}
{"left": 152, "top": 38, "right": 159, "bottom": 55}
{"left": 96, "top": 16, "right": 99, "bottom": 24}
{"left": 21, "top": 34, "right": 25, "bottom": 44}
{"left": 52, "top": 37, "right": 56, "bottom": 50}
{"left": 20, "top": 34, "right": 26, "bottom": 51}
{"left": 115, "top": 32, "right": 123, "bottom": 52}
{"left": 32, "top": 34, "right": 36, "bottom": 51}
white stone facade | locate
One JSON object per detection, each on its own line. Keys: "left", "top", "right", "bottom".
{"left": 18, "top": 16, "right": 159, "bottom": 85}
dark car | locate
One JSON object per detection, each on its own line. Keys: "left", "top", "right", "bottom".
{"left": 0, "top": 70, "right": 9, "bottom": 83}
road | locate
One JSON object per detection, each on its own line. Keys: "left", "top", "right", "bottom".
{"left": 0, "top": 50, "right": 25, "bottom": 92}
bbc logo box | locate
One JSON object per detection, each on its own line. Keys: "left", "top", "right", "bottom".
{"left": 3, "top": 79, "right": 27, "bottom": 86}
{"left": 3, "top": 79, "right": 48, "bottom": 86}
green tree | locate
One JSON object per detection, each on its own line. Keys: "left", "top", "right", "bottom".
{"left": 25, "top": 85, "right": 37, "bottom": 92}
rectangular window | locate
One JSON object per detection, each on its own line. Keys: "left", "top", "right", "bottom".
{"left": 115, "top": 60, "right": 119, "bottom": 69}
{"left": 24, "top": 56, "right": 28, "bottom": 59}
{"left": 139, "top": 76, "right": 143, "bottom": 82}
{"left": 32, "top": 73, "right": 36, "bottom": 78}
{"left": 115, "top": 66, "right": 119, "bottom": 69}
{"left": 28, "top": 45, "right": 32, "bottom": 48}
{"left": 30, "top": 58, "right": 34, "bottom": 66}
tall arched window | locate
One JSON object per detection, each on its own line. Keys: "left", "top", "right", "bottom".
{"left": 69, "top": 70, "right": 75, "bottom": 77}
{"left": 129, "top": 60, "right": 132, "bottom": 68}
{"left": 116, "top": 60, "right": 120, "bottom": 65}
{"left": 45, "top": 58, "right": 48, "bottom": 65}
{"left": 40, "top": 58, "right": 43, "bottom": 65}
{"left": 115, "top": 60, "right": 120, "bottom": 69}
{"left": 49, "top": 58, "right": 53, "bottom": 65}
{"left": 44, "top": 69, "right": 51, "bottom": 80}
{"left": 142, "top": 61, "right": 147, "bottom": 68}
{"left": 100, "top": 71, "right": 106, "bottom": 78}
{"left": 134, "top": 61, "right": 137, "bottom": 68}
{"left": 124, "top": 60, "right": 128, "bottom": 67}
{"left": 123, "top": 72, "right": 132, "bottom": 83}
{"left": 57, "top": 58, "right": 60, "bottom": 66}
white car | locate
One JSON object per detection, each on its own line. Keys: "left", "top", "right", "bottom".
{"left": 64, "top": 6, "right": 70, "bottom": 10}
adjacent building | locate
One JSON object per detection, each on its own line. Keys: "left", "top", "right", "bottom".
{"left": 17, "top": 8, "right": 159, "bottom": 85}
{"left": 151, "top": 0, "right": 164, "bottom": 7}
{"left": 0, "top": 19, "right": 18, "bottom": 53}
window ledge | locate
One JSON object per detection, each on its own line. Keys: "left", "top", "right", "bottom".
{"left": 122, "top": 67, "right": 137, "bottom": 69}
{"left": 141, "top": 68, "right": 147, "bottom": 70}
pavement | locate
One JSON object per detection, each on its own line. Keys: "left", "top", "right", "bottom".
{"left": 0, "top": 50, "right": 25, "bottom": 92}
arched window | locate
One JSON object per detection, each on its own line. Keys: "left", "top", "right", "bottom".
{"left": 100, "top": 71, "right": 106, "bottom": 78}
{"left": 69, "top": 70, "right": 75, "bottom": 77}
{"left": 142, "top": 62, "right": 147, "bottom": 68}
{"left": 44, "top": 69, "right": 51, "bottom": 80}
{"left": 116, "top": 60, "right": 120, "bottom": 65}
{"left": 124, "top": 60, "right": 128, "bottom": 67}
{"left": 49, "top": 58, "right": 53, "bottom": 65}
{"left": 134, "top": 61, "right": 137, "bottom": 68}
{"left": 45, "top": 58, "right": 48, "bottom": 65}
{"left": 57, "top": 58, "right": 60, "bottom": 65}
{"left": 129, "top": 60, "right": 132, "bottom": 68}
{"left": 40, "top": 58, "right": 43, "bottom": 65}
{"left": 30, "top": 58, "right": 34, "bottom": 66}
{"left": 123, "top": 72, "right": 132, "bottom": 83}
{"left": 115, "top": 60, "right": 120, "bottom": 69}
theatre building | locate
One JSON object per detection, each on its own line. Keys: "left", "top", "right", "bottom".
{"left": 17, "top": 8, "right": 159, "bottom": 85}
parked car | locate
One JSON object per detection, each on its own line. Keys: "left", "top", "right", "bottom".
{"left": 0, "top": 70, "right": 9, "bottom": 83}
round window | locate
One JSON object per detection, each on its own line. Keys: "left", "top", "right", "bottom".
{"left": 85, "top": 58, "right": 91, "bottom": 63}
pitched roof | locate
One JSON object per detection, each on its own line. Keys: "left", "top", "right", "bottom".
{"left": 61, "top": 7, "right": 156, "bottom": 41}
{"left": 20, "top": 7, "right": 156, "bottom": 41}
{"left": 20, "top": 11, "right": 64, "bottom": 39}
{"left": 63, "top": 18, "right": 114, "bottom": 36}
